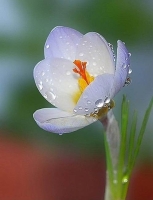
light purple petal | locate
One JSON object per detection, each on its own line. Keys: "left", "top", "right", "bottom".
{"left": 33, "top": 108, "right": 96, "bottom": 134}
{"left": 75, "top": 32, "right": 115, "bottom": 76}
{"left": 74, "top": 74, "right": 114, "bottom": 115}
{"left": 110, "top": 40, "right": 131, "bottom": 98}
{"left": 44, "top": 26, "right": 83, "bottom": 61}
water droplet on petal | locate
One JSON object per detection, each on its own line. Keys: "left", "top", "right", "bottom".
{"left": 128, "top": 52, "right": 131, "bottom": 57}
{"left": 73, "top": 109, "right": 77, "bottom": 113}
{"left": 122, "top": 63, "right": 127, "bottom": 69}
{"left": 104, "top": 97, "right": 110, "bottom": 104}
{"left": 44, "top": 94, "right": 47, "bottom": 99}
{"left": 85, "top": 108, "right": 89, "bottom": 112}
{"left": 87, "top": 100, "right": 91, "bottom": 104}
{"left": 49, "top": 91, "right": 56, "bottom": 100}
{"left": 78, "top": 106, "right": 82, "bottom": 110}
{"left": 38, "top": 82, "right": 43, "bottom": 90}
{"left": 128, "top": 68, "right": 132, "bottom": 74}
{"left": 46, "top": 44, "right": 49, "bottom": 48}
{"left": 124, "top": 77, "right": 132, "bottom": 86}
{"left": 66, "top": 71, "right": 71, "bottom": 75}
{"left": 95, "top": 99, "right": 104, "bottom": 108}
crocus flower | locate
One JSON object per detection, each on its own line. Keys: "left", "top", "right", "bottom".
{"left": 33, "top": 26, "right": 131, "bottom": 134}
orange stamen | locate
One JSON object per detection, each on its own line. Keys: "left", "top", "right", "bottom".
{"left": 73, "top": 60, "right": 89, "bottom": 84}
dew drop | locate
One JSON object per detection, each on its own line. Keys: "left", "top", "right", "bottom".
{"left": 87, "top": 100, "right": 91, "bottom": 104}
{"left": 108, "top": 43, "right": 113, "bottom": 48}
{"left": 46, "top": 44, "right": 49, "bottom": 49}
{"left": 59, "top": 133, "right": 63, "bottom": 136}
{"left": 128, "top": 68, "right": 132, "bottom": 74}
{"left": 38, "top": 82, "right": 43, "bottom": 90}
{"left": 128, "top": 52, "right": 131, "bottom": 57}
{"left": 95, "top": 99, "right": 104, "bottom": 108}
{"left": 66, "top": 71, "right": 71, "bottom": 75}
{"left": 124, "top": 77, "right": 132, "bottom": 86}
{"left": 78, "top": 106, "right": 82, "bottom": 110}
{"left": 122, "top": 175, "right": 128, "bottom": 184}
{"left": 44, "top": 94, "right": 47, "bottom": 99}
{"left": 104, "top": 97, "right": 110, "bottom": 104}
{"left": 49, "top": 91, "right": 56, "bottom": 100}
{"left": 73, "top": 109, "right": 77, "bottom": 113}
{"left": 122, "top": 63, "right": 127, "bottom": 69}
{"left": 85, "top": 108, "right": 89, "bottom": 112}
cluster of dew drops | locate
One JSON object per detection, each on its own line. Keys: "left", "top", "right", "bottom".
{"left": 108, "top": 42, "right": 132, "bottom": 86}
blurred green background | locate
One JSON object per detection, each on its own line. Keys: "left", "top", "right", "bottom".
{"left": 0, "top": 1, "right": 153, "bottom": 198}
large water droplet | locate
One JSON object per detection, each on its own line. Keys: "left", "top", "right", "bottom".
{"left": 95, "top": 99, "right": 104, "bottom": 108}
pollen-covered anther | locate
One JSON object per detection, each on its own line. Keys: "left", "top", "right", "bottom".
{"left": 73, "top": 59, "right": 94, "bottom": 93}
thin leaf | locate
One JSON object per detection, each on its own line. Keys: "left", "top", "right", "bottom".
{"left": 130, "top": 97, "right": 153, "bottom": 171}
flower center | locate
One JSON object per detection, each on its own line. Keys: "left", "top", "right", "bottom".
{"left": 73, "top": 60, "right": 94, "bottom": 93}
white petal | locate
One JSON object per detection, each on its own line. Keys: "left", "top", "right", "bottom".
{"left": 44, "top": 26, "right": 83, "bottom": 60}
{"left": 33, "top": 108, "right": 96, "bottom": 134}
{"left": 75, "top": 32, "right": 115, "bottom": 76}
{"left": 110, "top": 40, "right": 130, "bottom": 98}
{"left": 34, "top": 58, "right": 81, "bottom": 112}
{"left": 74, "top": 74, "right": 114, "bottom": 115}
